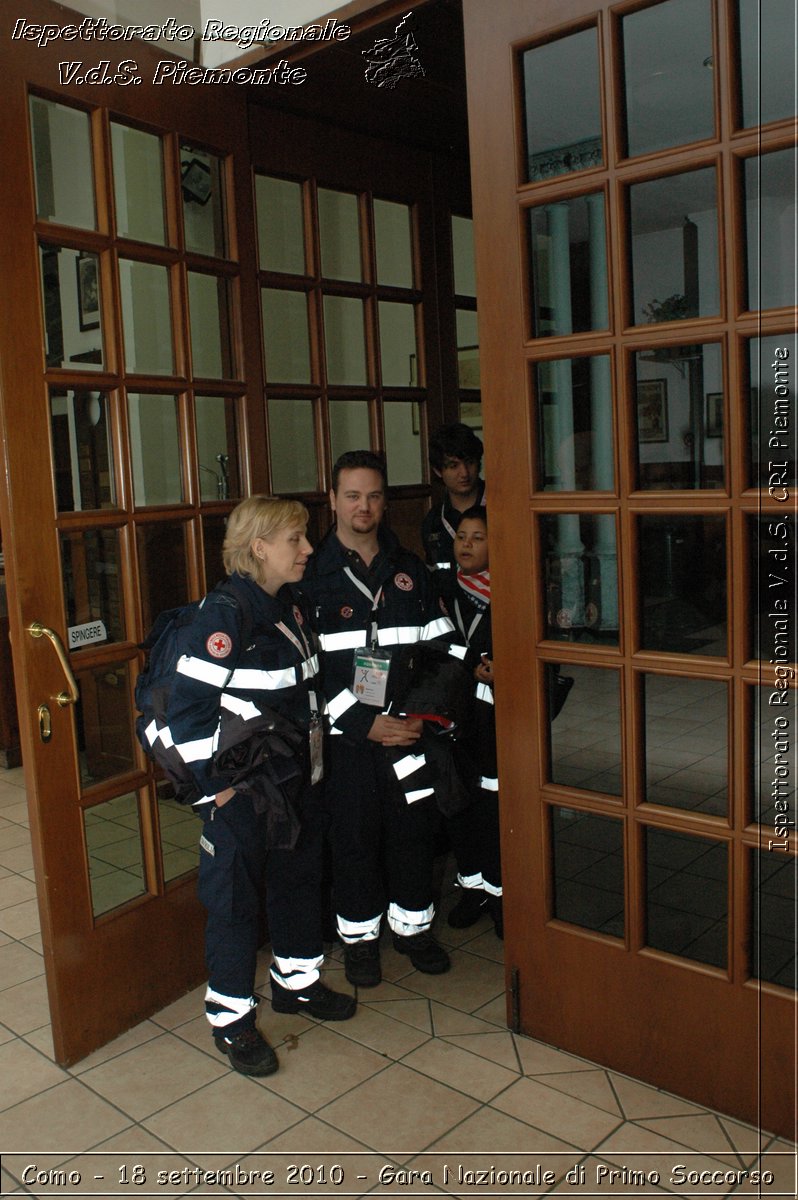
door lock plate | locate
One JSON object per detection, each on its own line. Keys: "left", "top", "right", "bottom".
{"left": 37, "top": 703, "right": 52, "bottom": 743}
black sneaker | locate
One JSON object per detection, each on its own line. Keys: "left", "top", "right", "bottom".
{"left": 391, "top": 930, "right": 451, "bottom": 974}
{"left": 214, "top": 1026, "right": 278, "bottom": 1076}
{"left": 270, "top": 978, "right": 356, "bottom": 1020}
{"left": 447, "top": 888, "right": 488, "bottom": 929}
{"left": 344, "top": 940, "right": 382, "bottom": 988}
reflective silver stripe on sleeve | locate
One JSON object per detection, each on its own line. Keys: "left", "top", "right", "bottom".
{"left": 319, "top": 630, "right": 368, "bottom": 651}
{"left": 227, "top": 665, "right": 294, "bottom": 690}
{"left": 476, "top": 682, "right": 495, "bottom": 705}
{"left": 377, "top": 625, "right": 422, "bottom": 646}
{"left": 432, "top": 562, "right": 452, "bottom": 570}
{"left": 326, "top": 688, "right": 359, "bottom": 721}
{"left": 175, "top": 733, "right": 218, "bottom": 763}
{"left": 176, "top": 655, "right": 231, "bottom": 688}
{"left": 393, "top": 752, "right": 427, "bottom": 780}
{"left": 422, "top": 616, "right": 455, "bottom": 640}
{"left": 448, "top": 644, "right": 467, "bottom": 660}
{"left": 480, "top": 775, "right": 499, "bottom": 791}
{"left": 405, "top": 787, "right": 435, "bottom": 802}
{"left": 220, "top": 694, "right": 261, "bottom": 720}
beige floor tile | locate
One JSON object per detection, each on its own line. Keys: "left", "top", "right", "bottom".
{"left": 257, "top": 1023, "right": 390, "bottom": 1112}
{"left": 430, "top": 1002, "right": 504, "bottom": 1037}
{"left": 0, "top": 1078, "right": 132, "bottom": 1151}
{"left": 142, "top": 1070, "right": 307, "bottom": 1155}
{"left": 516, "top": 1036, "right": 595, "bottom": 1077}
{"left": 470, "top": 993, "right": 509, "bottom": 1026}
{"left": 428, "top": 1104, "right": 579, "bottom": 1154}
{"left": 394, "top": 950, "right": 505, "bottom": 1013}
{"left": 361, "top": 997, "right": 433, "bottom": 1033}
{"left": 491, "top": 1076, "right": 622, "bottom": 1150}
{"left": 717, "top": 1115, "right": 770, "bottom": 1162}
{"left": 21, "top": 932, "right": 43, "bottom": 955}
{"left": 0, "top": 1022, "right": 17, "bottom": 1045}
{"left": 69, "top": 1020, "right": 165, "bottom": 1074}
{"left": 0, "top": 898, "right": 41, "bottom": 939}
{"left": 0, "top": 842, "right": 34, "bottom": 873}
{"left": 0, "top": 802, "right": 29, "bottom": 825}
{"left": 317, "top": 1062, "right": 479, "bottom": 1152}
{"left": 331, "top": 1002, "right": 431, "bottom": 1059}
{"left": 149, "top": 983, "right": 210, "bottom": 1030}
{"left": 351, "top": 978, "right": 420, "bottom": 1002}
{"left": 0, "top": 929, "right": 11, "bottom": 945}
{"left": 442, "top": 1031, "right": 520, "bottom": 1072}
{"left": 400, "top": 1038, "right": 518, "bottom": 1101}
{"left": 609, "top": 1073, "right": 709, "bottom": 1120}
{"left": 79, "top": 1031, "right": 229, "bottom": 1121}
{"left": 261, "top": 1114, "right": 374, "bottom": 1152}
{"left": 0, "top": 874, "right": 37, "bottom": 910}
{"left": 638, "top": 1113, "right": 749, "bottom": 1166}
{"left": 457, "top": 928, "right": 505, "bottom": 963}
{"left": 21, "top": 1024, "right": 55, "bottom": 1060}
{"left": 0, "top": 974, "right": 51, "bottom": 1034}
{"left": 595, "top": 1124, "right": 750, "bottom": 1194}
{"left": 0, "top": 767, "right": 26, "bottom": 789}
{"left": 0, "top": 1039, "right": 69, "bottom": 1112}
{"left": 539, "top": 1070, "right": 624, "bottom": 1118}
{"left": 0, "top": 940, "right": 45, "bottom": 988}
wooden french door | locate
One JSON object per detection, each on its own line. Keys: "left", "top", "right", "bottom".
{"left": 463, "top": 0, "right": 796, "bottom": 1137}
{"left": 0, "top": 5, "right": 266, "bottom": 1064}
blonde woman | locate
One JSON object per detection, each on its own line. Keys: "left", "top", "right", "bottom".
{"left": 165, "top": 496, "right": 355, "bottom": 1076}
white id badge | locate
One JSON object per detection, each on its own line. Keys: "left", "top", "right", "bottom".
{"left": 352, "top": 647, "right": 392, "bottom": 708}
{"left": 309, "top": 715, "right": 324, "bottom": 785}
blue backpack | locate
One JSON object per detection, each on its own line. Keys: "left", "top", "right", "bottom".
{"left": 134, "top": 579, "right": 253, "bottom": 804}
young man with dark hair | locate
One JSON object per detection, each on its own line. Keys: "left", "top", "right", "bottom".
{"left": 300, "top": 450, "right": 457, "bottom": 988}
{"left": 422, "top": 422, "right": 486, "bottom": 574}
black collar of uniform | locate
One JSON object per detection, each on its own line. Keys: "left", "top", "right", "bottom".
{"left": 312, "top": 523, "right": 401, "bottom": 579}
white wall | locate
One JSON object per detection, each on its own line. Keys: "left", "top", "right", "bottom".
{"left": 55, "top": 0, "right": 343, "bottom": 62}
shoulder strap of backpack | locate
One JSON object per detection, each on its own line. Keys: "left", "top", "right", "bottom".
{"left": 211, "top": 575, "right": 256, "bottom": 652}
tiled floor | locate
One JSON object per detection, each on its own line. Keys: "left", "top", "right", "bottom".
{"left": 0, "top": 766, "right": 794, "bottom": 1198}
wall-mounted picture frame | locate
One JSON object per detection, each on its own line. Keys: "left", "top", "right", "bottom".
{"left": 705, "top": 392, "right": 724, "bottom": 438}
{"left": 76, "top": 252, "right": 100, "bottom": 332}
{"left": 636, "top": 378, "right": 668, "bottom": 443}
{"left": 181, "top": 157, "right": 212, "bottom": 205}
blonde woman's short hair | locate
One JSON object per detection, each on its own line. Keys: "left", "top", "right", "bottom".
{"left": 222, "top": 495, "right": 309, "bottom": 581}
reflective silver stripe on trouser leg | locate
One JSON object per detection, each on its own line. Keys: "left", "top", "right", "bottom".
{"left": 387, "top": 900, "right": 434, "bottom": 937}
{"left": 205, "top": 986, "right": 258, "bottom": 1030}
{"left": 456, "top": 871, "right": 484, "bottom": 890}
{"left": 269, "top": 953, "right": 324, "bottom": 992}
{"left": 337, "top": 913, "right": 382, "bottom": 944}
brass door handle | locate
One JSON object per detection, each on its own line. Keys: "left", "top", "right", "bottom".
{"left": 27, "top": 622, "right": 80, "bottom": 707}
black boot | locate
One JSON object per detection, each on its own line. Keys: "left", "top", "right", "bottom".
{"left": 487, "top": 895, "right": 503, "bottom": 940}
{"left": 270, "top": 978, "right": 356, "bottom": 1020}
{"left": 344, "top": 940, "right": 382, "bottom": 988}
{"left": 447, "top": 887, "right": 488, "bottom": 928}
{"left": 214, "top": 1026, "right": 278, "bottom": 1076}
{"left": 392, "top": 930, "right": 451, "bottom": 974}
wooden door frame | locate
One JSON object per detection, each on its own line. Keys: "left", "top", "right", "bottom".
{"left": 0, "top": 0, "right": 266, "bottom": 1064}
{"left": 461, "top": 0, "right": 796, "bottom": 1139}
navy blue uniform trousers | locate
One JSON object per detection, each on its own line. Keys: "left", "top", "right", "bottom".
{"left": 198, "top": 783, "right": 324, "bottom": 1033}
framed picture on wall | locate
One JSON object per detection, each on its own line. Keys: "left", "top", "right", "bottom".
{"left": 637, "top": 379, "right": 668, "bottom": 443}
{"left": 705, "top": 392, "right": 724, "bottom": 437}
{"left": 76, "top": 253, "right": 100, "bottom": 331}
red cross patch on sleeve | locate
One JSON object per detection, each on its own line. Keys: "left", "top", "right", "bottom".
{"left": 206, "top": 631, "right": 233, "bottom": 658}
